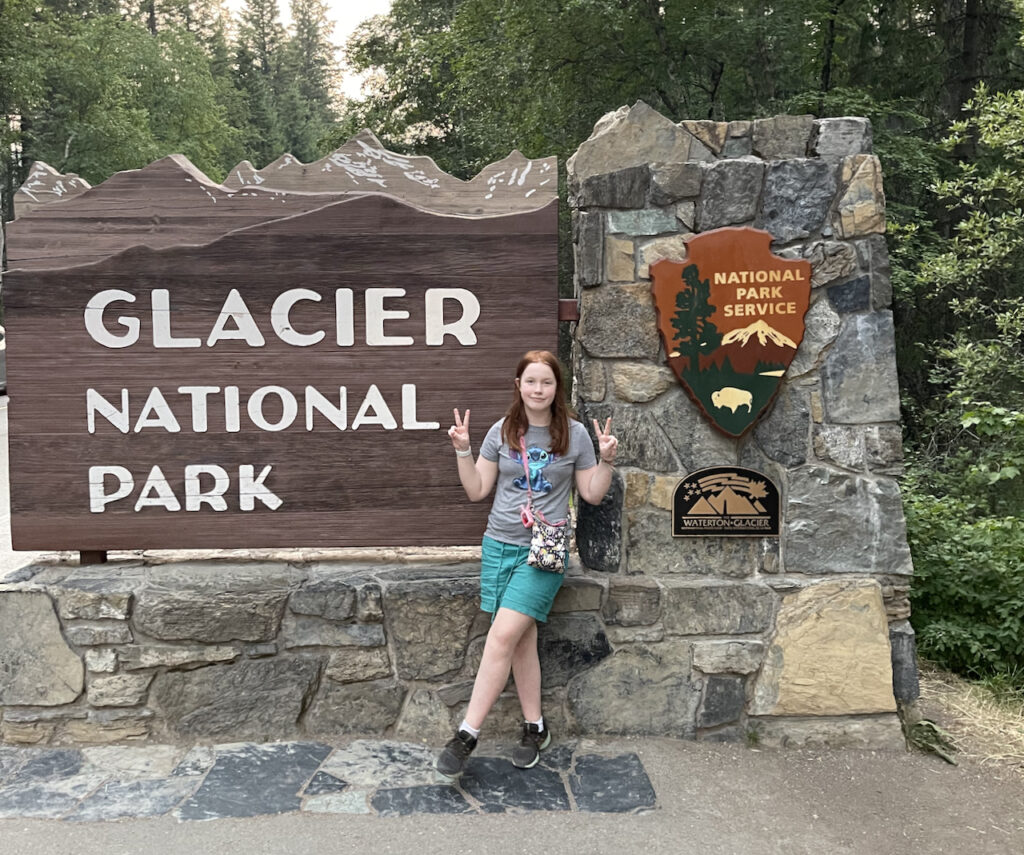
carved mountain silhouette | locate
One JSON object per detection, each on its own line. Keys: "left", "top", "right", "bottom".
{"left": 7, "top": 137, "right": 558, "bottom": 270}
{"left": 5, "top": 155, "right": 351, "bottom": 271}
{"left": 222, "top": 129, "right": 557, "bottom": 215}
{"left": 13, "top": 161, "right": 90, "bottom": 218}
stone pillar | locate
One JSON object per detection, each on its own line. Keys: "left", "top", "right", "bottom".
{"left": 567, "top": 102, "right": 913, "bottom": 748}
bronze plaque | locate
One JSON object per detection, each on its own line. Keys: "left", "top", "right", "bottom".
{"left": 672, "top": 467, "right": 780, "bottom": 537}
{"left": 5, "top": 194, "right": 559, "bottom": 549}
{"left": 651, "top": 227, "right": 811, "bottom": 437}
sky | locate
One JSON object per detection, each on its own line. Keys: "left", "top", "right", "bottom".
{"left": 224, "top": 0, "right": 394, "bottom": 98}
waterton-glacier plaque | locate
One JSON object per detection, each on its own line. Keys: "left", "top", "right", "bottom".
{"left": 672, "top": 467, "right": 780, "bottom": 537}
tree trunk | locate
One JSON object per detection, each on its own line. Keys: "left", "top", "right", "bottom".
{"left": 957, "top": 0, "right": 982, "bottom": 110}
{"left": 818, "top": 0, "right": 847, "bottom": 113}
{"left": 952, "top": 0, "right": 984, "bottom": 161}
{"left": 643, "top": 0, "right": 684, "bottom": 116}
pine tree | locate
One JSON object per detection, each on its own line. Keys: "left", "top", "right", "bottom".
{"left": 232, "top": 0, "right": 288, "bottom": 165}
{"left": 671, "top": 265, "right": 721, "bottom": 373}
{"left": 279, "top": 0, "right": 338, "bottom": 161}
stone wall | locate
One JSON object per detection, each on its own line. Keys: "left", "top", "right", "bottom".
{"left": 567, "top": 103, "right": 915, "bottom": 748}
{"left": 0, "top": 559, "right": 625, "bottom": 746}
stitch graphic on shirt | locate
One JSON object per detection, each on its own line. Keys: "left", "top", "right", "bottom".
{"left": 511, "top": 445, "right": 557, "bottom": 493}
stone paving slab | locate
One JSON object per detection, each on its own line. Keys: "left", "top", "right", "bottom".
{"left": 460, "top": 756, "right": 571, "bottom": 812}
{"left": 0, "top": 738, "right": 657, "bottom": 821}
{"left": 66, "top": 779, "right": 198, "bottom": 823}
{"left": 176, "top": 741, "right": 333, "bottom": 821}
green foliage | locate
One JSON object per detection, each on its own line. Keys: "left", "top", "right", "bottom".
{"left": 901, "top": 73, "right": 1024, "bottom": 682}
{"left": 339, "top": 0, "right": 1024, "bottom": 172}
{"left": 957, "top": 402, "right": 1024, "bottom": 504}
{"left": 906, "top": 492, "right": 1024, "bottom": 676}
{"left": 976, "top": 667, "right": 1024, "bottom": 704}
{"left": 280, "top": 0, "right": 338, "bottom": 162}
{"left": 0, "top": 0, "right": 341, "bottom": 215}
{"left": 0, "top": 0, "right": 49, "bottom": 221}
{"left": 14, "top": 13, "right": 238, "bottom": 184}
{"left": 330, "top": 0, "right": 468, "bottom": 173}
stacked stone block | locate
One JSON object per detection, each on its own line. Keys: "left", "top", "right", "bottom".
{"left": 566, "top": 103, "right": 915, "bottom": 748}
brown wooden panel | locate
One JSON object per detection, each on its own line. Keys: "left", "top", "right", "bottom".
{"left": 10, "top": 133, "right": 558, "bottom": 272}
{"left": 222, "top": 130, "right": 558, "bottom": 216}
{"left": 6, "top": 155, "right": 353, "bottom": 271}
{"left": 5, "top": 194, "right": 560, "bottom": 550}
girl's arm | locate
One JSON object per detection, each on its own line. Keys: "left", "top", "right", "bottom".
{"left": 575, "top": 460, "right": 614, "bottom": 505}
{"left": 457, "top": 455, "right": 498, "bottom": 502}
{"left": 575, "top": 417, "right": 618, "bottom": 505}
{"left": 448, "top": 408, "right": 498, "bottom": 501}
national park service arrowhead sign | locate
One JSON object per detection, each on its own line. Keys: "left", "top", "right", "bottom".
{"left": 651, "top": 227, "right": 812, "bottom": 437}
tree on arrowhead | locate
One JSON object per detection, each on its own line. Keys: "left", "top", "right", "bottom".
{"left": 671, "top": 264, "right": 721, "bottom": 372}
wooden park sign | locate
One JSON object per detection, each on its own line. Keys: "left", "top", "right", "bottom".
{"left": 651, "top": 227, "right": 812, "bottom": 437}
{"left": 4, "top": 135, "right": 559, "bottom": 549}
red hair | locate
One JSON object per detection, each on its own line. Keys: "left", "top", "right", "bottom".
{"left": 501, "top": 350, "right": 575, "bottom": 456}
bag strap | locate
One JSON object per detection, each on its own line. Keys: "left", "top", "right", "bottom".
{"left": 519, "top": 438, "right": 534, "bottom": 507}
{"left": 520, "top": 437, "right": 565, "bottom": 531}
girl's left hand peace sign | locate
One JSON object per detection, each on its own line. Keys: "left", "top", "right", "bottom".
{"left": 593, "top": 417, "right": 618, "bottom": 464}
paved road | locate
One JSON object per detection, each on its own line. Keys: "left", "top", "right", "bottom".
{"left": 2, "top": 398, "right": 1023, "bottom": 853}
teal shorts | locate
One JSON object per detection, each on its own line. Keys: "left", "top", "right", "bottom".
{"left": 480, "top": 535, "right": 564, "bottom": 623}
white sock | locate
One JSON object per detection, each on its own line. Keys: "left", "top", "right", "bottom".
{"left": 530, "top": 716, "right": 544, "bottom": 730}
{"left": 459, "top": 719, "right": 481, "bottom": 739}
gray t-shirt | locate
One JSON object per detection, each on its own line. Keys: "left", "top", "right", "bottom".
{"left": 480, "top": 418, "right": 597, "bottom": 546}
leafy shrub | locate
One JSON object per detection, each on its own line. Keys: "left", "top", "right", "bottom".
{"left": 901, "top": 78, "right": 1024, "bottom": 685}
{"left": 906, "top": 490, "right": 1024, "bottom": 677}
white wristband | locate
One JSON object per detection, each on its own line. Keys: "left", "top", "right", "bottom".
{"left": 455, "top": 448, "right": 473, "bottom": 458}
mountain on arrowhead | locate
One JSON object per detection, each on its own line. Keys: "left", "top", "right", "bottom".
{"left": 696, "top": 319, "right": 799, "bottom": 374}
{"left": 721, "top": 320, "right": 797, "bottom": 349}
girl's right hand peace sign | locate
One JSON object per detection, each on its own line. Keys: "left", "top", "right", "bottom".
{"left": 592, "top": 416, "right": 618, "bottom": 464}
{"left": 448, "top": 409, "right": 471, "bottom": 451}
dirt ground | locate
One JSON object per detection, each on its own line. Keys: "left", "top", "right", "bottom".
{"left": 915, "top": 662, "right": 1024, "bottom": 780}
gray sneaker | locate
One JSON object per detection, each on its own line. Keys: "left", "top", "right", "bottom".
{"left": 436, "top": 729, "right": 477, "bottom": 777}
{"left": 511, "top": 721, "right": 551, "bottom": 769}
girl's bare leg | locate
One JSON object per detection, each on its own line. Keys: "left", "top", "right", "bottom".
{"left": 510, "top": 619, "right": 542, "bottom": 721}
{"left": 464, "top": 608, "right": 536, "bottom": 730}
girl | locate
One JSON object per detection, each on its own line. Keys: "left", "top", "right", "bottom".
{"left": 436, "top": 350, "right": 618, "bottom": 776}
